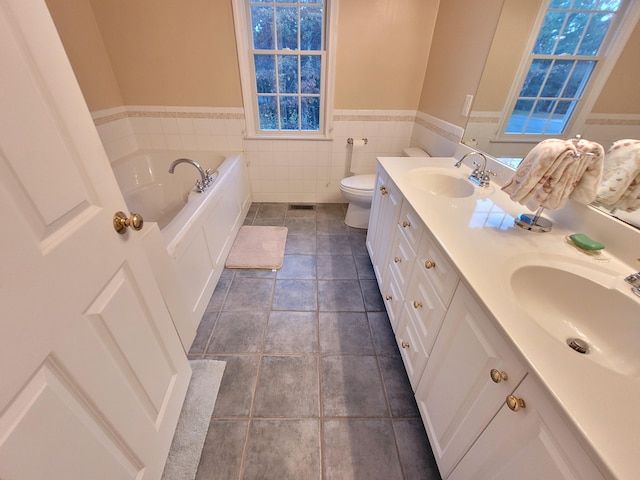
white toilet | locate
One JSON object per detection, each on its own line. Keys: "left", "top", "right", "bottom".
{"left": 340, "top": 147, "right": 429, "bottom": 228}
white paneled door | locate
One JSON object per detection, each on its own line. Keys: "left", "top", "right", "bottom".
{"left": 0, "top": 2, "right": 190, "bottom": 479}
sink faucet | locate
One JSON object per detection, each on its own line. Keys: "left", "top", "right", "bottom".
{"left": 625, "top": 272, "right": 640, "bottom": 297}
{"left": 168, "top": 158, "right": 214, "bottom": 192}
{"left": 454, "top": 151, "right": 495, "bottom": 188}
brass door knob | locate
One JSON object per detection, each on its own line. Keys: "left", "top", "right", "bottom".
{"left": 506, "top": 395, "right": 526, "bottom": 412}
{"left": 413, "top": 301, "right": 423, "bottom": 309}
{"left": 113, "top": 211, "right": 144, "bottom": 234}
{"left": 425, "top": 260, "right": 436, "bottom": 269}
{"left": 394, "top": 257, "right": 402, "bottom": 263}
{"left": 402, "top": 221, "right": 411, "bottom": 228}
{"left": 490, "top": 369, "right": 508, "bottom": 383}
{"left": 380, "top": 186, "right": 388, "bottom": 195}
{"left": 385, "top": 295, "right": 392, "bottom": 301}
{"left": 401, "top": 341, "right": 410, "bottom": 349}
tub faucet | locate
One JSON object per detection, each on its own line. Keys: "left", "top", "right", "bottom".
{"left": 454, "top": 151, "right": 495, "bottom": 188}
{"left": 168, "top": 158, "right": 213, "bottom": 192}
{"left": 625, "top": 272, "right": 640, "bottom": 297}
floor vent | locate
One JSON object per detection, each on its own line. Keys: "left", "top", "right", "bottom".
{"left": 288, "top": 204, "right": 316, "bottom": 210}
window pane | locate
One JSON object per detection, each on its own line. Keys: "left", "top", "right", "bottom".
{"left": 506, "top": 100, "right": 535, "bottom": 133}
{"left": 300, "top": 6, "right": 323, "bottom": 50}
{"left": 555, "top": 13, "right": 589, "bottom": 54}
{"left": 563, "top": 60, "right": 595, "bottom": 96}
{"left": 300, "top": 55, "right": 321, "bottom": 94}
{"left": 534, "top": 12, "right": 565, "bottom": 54}
{"left": 279, "top": 96, "right": 299, "bottom": 130}
{"left": 301, "top": 97, "right": 320, "bottom": 130}
{"left": 541, "top": 60, "right": 573, "bottom": 97}
{"left": 575, "top": 0, "right": 597, "bottom": 8}
{"left": 251, "top": 6, "right": 274, "bottom": 49}
{"left": 578, "top": 13, "right": 612, "bottom": 54}
{"left": 278, "top": 55, "right": 298, "bottom": 93}
{"left": 550, "top": 0, "right": 572, "bottom": 8}
{"left": 530, "top": 100, "right": 556, "bottom": 134}
{"left": 276, "top": 6, "right": 298, "bottom": 50}
{"left": 301, "top": 0, "right": 322, "bottom": 4}
{"left": 520, "top": 60, "right": 552, "bottom": 97}
{"left": 254, "top": 55, "right": 276, "bottom": 93}
{"left": 598, "top": 0, "right": 622, "bottom": 10}
{"left": 547, "top": 100, "right": 575, "bottom": 134}
{"left": 258, "top": 96, "right": 278, "bottom": 130}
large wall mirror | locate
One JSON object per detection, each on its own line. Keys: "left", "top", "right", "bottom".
{"left": 463, "top": 0, "right": 640, "bottom": 228}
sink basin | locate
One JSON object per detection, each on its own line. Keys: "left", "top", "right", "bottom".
{"left": 510, "top": 264, "right": 640, "bottom": 376}
{"left": 404, "top": 168, "right": 475, "bottom": 198}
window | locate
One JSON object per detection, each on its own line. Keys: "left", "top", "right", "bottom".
{"left": 232, "top": 0, "right": 336, "bottom": 137}
{"left": 503, "top": 0, "right": 628, "bottom": 137}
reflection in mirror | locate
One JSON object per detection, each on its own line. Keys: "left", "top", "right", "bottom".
{"left": 463, "top": 0, "right": 640, "bottom": 228}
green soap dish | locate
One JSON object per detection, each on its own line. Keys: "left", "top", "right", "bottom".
{"left": 568, "top": 233, "right": 605, "bottom": 251}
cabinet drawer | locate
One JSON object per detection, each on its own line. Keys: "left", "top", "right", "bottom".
{"left": 382, "top": 270, "right": 404, "bottom": 333}
{"left": 416, "top": 230, "right": 459, "bottom": 305}
{"left": 398, "top": 201, "right": 423, "bottom": 252}
{"left": 388, "top": 224, "right": 416, "bottom": 292}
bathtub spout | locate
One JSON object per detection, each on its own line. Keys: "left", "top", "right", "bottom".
{"left": 168, "top": 158, "right": 213, "bottom": 192}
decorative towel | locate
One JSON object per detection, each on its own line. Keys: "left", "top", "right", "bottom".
{"left": 502, "top": 138, "right": 604, "bottom": 210}
{"left": 596, "top": 139, "right": 640, "bottom": 211}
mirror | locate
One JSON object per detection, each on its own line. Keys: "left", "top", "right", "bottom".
{"left": 463, "top": 0, "right": 640, "bottom": 228}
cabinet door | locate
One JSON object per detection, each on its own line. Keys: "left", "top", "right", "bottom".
{"left": 415, "top": 283, "right": 527, "bottom": 478}
{"left": 449, "top": 376, "right": 605, "bottom": 480}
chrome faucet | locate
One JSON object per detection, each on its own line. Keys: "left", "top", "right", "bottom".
{"left": 454, "top": 151, "right": 495, "bottom": 187}
{"left": 624, "top": 272, "right": 640, "bottom": 297}
{"left": 168, "top": 158, "right": 214, "bottom": 192}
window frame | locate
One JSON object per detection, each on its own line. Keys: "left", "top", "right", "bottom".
{"left": 494, "top": 0, "right": 640, "bottom": 144}
{"left": 231, "top": 0, "right": 338, "bottom": 139}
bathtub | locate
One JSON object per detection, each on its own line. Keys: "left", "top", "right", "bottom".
{"left": 112, "top": 150, "right": 251, "bottom": 348}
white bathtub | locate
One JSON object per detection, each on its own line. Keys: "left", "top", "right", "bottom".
{"left": 112, "top": 150, "right": 251, "bottom": 348}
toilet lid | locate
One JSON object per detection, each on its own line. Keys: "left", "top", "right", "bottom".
{"left": 340, "top": 174, "right": 376, "bottom": 190}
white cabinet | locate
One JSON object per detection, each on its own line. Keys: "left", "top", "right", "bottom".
{"left": 415, "top": 283, "right": 527, "bottom": 477}
{"left": 449, "top": 374, "right": 605, "bottom": 480}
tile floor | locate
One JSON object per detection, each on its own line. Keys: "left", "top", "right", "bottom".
{"left": 188, "top": 203, "right": 441, "bottom": 480}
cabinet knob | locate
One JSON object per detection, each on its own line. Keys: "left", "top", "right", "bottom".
{"left": 490, "top": 369, "right": 508, "bottom": 383}
{"left": 401, "top": 341, "right": 410, "bottom": 349}
{"left": 424, "top": 260, "right": 436, "bottom": 269}
{"left": 506, "top": 395, "right": 526, "bottom": 412}
{"left": 413, "top": 301, "right": 423, "bottom": 309}
{"left": 385, "top": 295, "right": 392, "bottom": 301}
{"left": 394, "top": 257, "right": 402, "bottom": 263}
{"left": 380, "top": 186, "right": 388, "bottom": 195}
{"left": 402, "top": 221, "right": 411, "bottom": 228}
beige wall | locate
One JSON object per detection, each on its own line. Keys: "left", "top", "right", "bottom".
{"left": 46, "top": 0, "right": 123, "bottom": 111}
{"left": 334, "top": 0, "right": 438, "bottom": 110}
{"left": 417, "top": 0, "right": 505, "bottom": 128}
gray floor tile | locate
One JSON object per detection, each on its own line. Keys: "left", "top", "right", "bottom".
{"left": 393, "top": 419, "right": 441, "bottom": 479}
{"left": 252, "top": 217, "right": 285, "bottom": 226}
{"left": 210, "top": 355, "right": 260, "bottom": 417}
{"left": 253, "top": 356, "right": 319, "bottom": 417}
{"left": 361, "top": 278, "right": 386, "bottom": 311}
{"left": 317, "top": 219, "right": 349, "bottom": 235}
{"left": 233, "top": 268, "right": 277, "bottom": 279}
{"left": 223, "top": 277, "right": 274, "bottom": 310}
{"left": 316, "top": 255, "right": 358, "bottom": 279}
{"left": 323, "top": 419, "right": 404, "bottom": 480}
{"left": 349, "top": 234, "right": 369, "bottom": 255}
{"left": 265, "top": 311, "right": 318, "bottom": 354}
{"left": 272, "top": 279, "right": 317, "bottom": 311}
{"left": 195, "top": 419, "right": 248, "bottom": 480}
{"left": 285, "top": 207, "right": 317, "bottom": 219}
{"left": 206, "top": 311, "right": 267, "bottom": 354}
{"left": 256, "top": 203, "right": 287, "bottom": 218}
{"left": 242, "top": 419, "right": 320, "bottom": 480}
{"left": 318, "top": 279, "right": 365, "bottom": 311}
{"left": 319, "top": 312, "right": 375, "bottom": 355}
{"left": 205, "top": 276, "right": 232, "bottom": 311}
{"left": 284, "top": 218, "right": 316, "bottom": 235}
{"left": 368, "top": 311, "right": 400, "bottom": 355}
{"left": 316, "top": 235, "right": 352, "bottom": 255}
{"left": 277, "top": 254, "right": 316, "bottom": 279}
{"left": 189, "top": 310, "right": 217, "bottom": 354}
{"left": 285, "top": 234, "right": 317, "bottom": 254}
{"left": 378, "top": 355, "right": 421, "bottom": 417}
{"left": 321, "top": 355, "right": 388, "bottom": 417}
{"left": 354, "top": 254, "right": 376, "bottom": 279}
{"left": 316, "top": 203, "right": 346, "bottom": 220}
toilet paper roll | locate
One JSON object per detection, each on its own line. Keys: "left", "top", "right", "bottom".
{"left": 349, "top": 139, "right": 367, "bottom": 174}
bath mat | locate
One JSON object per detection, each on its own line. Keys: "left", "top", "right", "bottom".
{"left": 225, "top": 225, "right": 288, "bottom": 270}
{"left": 161, "top": 359, "right": 226, "bottom": 480}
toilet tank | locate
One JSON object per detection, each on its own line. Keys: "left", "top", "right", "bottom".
{"left": 402, "top": 147, "right": 430, "bottom": 157}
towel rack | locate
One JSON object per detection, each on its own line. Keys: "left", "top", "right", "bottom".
{"left": 569, "top": 134, "right": 598, "bottom": 158}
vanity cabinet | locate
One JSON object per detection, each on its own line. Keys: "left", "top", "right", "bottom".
{"left": 415, "top": 283, "right": 527, "bottom": 477}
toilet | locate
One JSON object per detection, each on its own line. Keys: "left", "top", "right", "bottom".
{"left": 340, "top": 147, "right": 429, "bottom": 228}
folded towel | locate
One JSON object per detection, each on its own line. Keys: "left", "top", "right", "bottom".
{"left": 596, "top": 139, "right": 640, "bottom": 211}
{"left": 502, "top": 138, "right": 603, "bottom": 210}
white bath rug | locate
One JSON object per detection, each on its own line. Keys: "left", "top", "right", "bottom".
{"left": 225, "top": 225, "right": 288, "bottom": 270}
{"left": 161, "top": 359, "right": 226, "bottom": 480}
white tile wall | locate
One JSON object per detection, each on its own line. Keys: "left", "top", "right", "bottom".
{"left": 93, "top": 106, "right": 462, "bottom": 202}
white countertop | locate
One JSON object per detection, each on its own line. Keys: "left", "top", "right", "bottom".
{"left": 378, "top": 156, "right": 640, "bottom": 480}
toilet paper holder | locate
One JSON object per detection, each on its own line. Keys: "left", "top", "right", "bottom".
{"left": 347, "top": 137, "right": 368, "bottom": 145}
